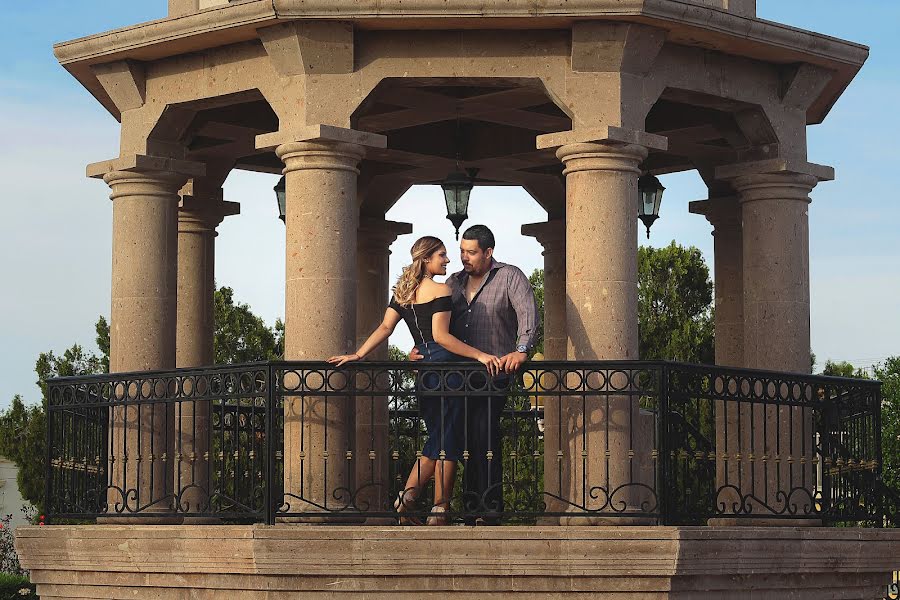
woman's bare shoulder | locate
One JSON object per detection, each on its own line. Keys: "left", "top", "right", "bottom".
{"left": 421, "top": 279, "right": 451, "bottom": 299}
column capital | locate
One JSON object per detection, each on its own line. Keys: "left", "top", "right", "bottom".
{"left": 87, "top": 154, "right": 205, "bottom": 180}
{"left": 358, "top": 218, "right": 412, "bottom": 254}
{"left": 275, "top": 140, "right": 368, "bottom": 175}
{"left": 101, "top": 171, "right": 192, "bottom": 204}
{"left": 553, "top": 142, "right": 648, "bottom": 176}
{"left": 731, "top": 172, "right": 819, "bottom": 205}
{"left": 689, "top": 196, "right": 741, "bottom": 230}
{"left": 178, "top": 196, "right": 241, "bottom": 235}
{"left": 716, "top": 160, "right": 831, "bottom": 205}
{"left": 521, "top": 219, "right": 565, "bottom": 254}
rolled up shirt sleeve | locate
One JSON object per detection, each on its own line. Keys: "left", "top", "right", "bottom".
{"left": 507, "top": 266, "right": 540, "bottom": 351}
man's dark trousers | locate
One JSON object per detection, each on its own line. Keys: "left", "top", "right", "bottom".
{"left": 462, "top": 376, "right": 508, "bottom": 523}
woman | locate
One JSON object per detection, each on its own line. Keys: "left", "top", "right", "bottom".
{"left": 327, "top": 236, "right": 501, "bottom": 525}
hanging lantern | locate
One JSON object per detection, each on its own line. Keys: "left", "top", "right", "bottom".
{"left": 441, "top": 170, "right": 474, "bottom": 240}
{"left": 637, "top": 173, "right": 665, "bottom": 238}
{"left": 273, "top": 176, "right": 286, "bottom": 223}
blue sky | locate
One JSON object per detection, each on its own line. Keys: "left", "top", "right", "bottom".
{"left": 1, "top": 1, "right": 898, "bottom": 409}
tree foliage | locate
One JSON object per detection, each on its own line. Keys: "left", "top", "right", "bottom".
{"left": 819, "top": 357, "right": 900, "bottom": 498}
{"left": 874, "top": 357, "right": 900, "bottom": 493}
{"left": 0, "top": 341, "right": 106, "bottom": 513}
{"left": 0, "top": 286, "right": 282, "bottom": 513}
{"left": 0, "top": 397, "right": 46, "bottom": 514}
{"left": 638, "top": 242, "right": 714, "bottom": 363}
{"left": 528, "top": 269, "right": 545, "bottom": 356}
{"left": 214, "top": 287, "right": 284, "bottom": 363}
{"left": 822, "top": 359, "right": 869, "bottom": 379}
{"left": 528, "top": 242, "right": 714, "bottom": 363}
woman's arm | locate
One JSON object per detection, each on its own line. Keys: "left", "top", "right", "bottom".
{"left": 431, "top": 309, "right": 501, "bottom": 375}
{"left": 327, "top": 307, "right": 402, "bottom": 366}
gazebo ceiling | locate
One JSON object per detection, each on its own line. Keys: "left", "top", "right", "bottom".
{"left": 169, "top": 79, "right": 773, "bottom": 216}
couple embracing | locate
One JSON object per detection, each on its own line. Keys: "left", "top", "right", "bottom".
{"left": 328, "top": 225, "right": 540, "bottom": 525}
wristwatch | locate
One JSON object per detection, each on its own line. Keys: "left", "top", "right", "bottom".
{"left": 516, "top": 344, "right": 528, "bottom": 354}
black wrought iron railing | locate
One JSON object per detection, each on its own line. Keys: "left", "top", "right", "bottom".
{"left": 44, "top": 360, "right": 890, "bottom": 526}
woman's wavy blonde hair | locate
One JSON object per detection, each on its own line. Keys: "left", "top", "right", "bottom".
{"left": 392, "top": 236, "right": 445, "bottom": 306}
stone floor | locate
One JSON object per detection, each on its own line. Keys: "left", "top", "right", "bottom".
{"left": 15, "top": 524, "right": 900, "bottom": 598}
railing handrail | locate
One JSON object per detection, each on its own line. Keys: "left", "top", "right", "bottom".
{"left": 44, "top": 358, "right": 883, "bottom": 388}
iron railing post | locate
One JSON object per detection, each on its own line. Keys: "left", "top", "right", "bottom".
{"left": 265, "top": 363, "right": 276, "bottom": 526}
{"left": 44, "top": 382, "right": 54, "bottom": 524}
{"left": 875, "top": 384, "right": 885, "bottom": 527}
{"left": 657, "top": 364, "right": 670, "bottom": 525}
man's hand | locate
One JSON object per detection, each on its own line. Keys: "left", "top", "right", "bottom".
{"left": 409, "top": 346, "right": 424, "bottom": 362}
{"left": 499, "top": 351, "right": 527, "bottom": 374}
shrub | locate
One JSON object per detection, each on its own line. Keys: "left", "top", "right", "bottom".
{"left": 0, "top": 573, "right": 37, "bottom": 599}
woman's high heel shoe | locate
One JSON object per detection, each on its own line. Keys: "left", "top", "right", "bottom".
{"left": 426, "top": 505, "right": 449, "bottom": 526}
{"left": 394, "top": 490, "right": 421, "bottom": 525}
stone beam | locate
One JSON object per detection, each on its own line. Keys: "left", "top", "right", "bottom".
{"left": 259, "top": 21, "right": 354, "bottom": 77}
{"left": 537, "top": 126, "right": 667, "bottom": 152}
{"left": 780, "top": 63, "right": 835, "bottom": 110}
{"left": 90, "top": 60, "right": 146, "bottom": 113}
{"left": 716, "top": 158, "right": 834, "bottom": 182}
{"left": 87, "top": 154, "right": 205, "bottom": 180}
{"left": 571, "top": 22, "right": 666, "bottom": 74}
{"left": 256, "top": 124, "right": 386, "bottom": 152}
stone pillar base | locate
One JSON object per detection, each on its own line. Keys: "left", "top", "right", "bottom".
{"left": 17, "top": 525, "right": 900, "bottom": 598}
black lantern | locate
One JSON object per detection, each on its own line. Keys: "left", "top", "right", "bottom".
{"left": 637, "top": 173, "right": 665, "bottom": 238}
{"left": 441, "top": 169, "right": 475, "bottom": 240}
{"left": 273, "top": 176, "right": 286, "bottom": 223}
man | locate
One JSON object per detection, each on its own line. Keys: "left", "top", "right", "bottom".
{"left": 413, "top": 224, "right": 540, "bottom": 522}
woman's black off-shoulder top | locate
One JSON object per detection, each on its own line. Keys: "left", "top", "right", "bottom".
{"left": 388, "top": 295, "right": 453, "bottom": 346}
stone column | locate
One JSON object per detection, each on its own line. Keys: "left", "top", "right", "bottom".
{"left": 521, "top": 219, "right": 566, "bottom": 517}
{"left": 558, "top": 141, "right": 645, "bottom": 521}
{"left": 174, "top": 193, "right": 239, "bottom": 519}
{"left": 521, "top": 220, "right": 566, "bottom": 361}
{"left": 87, "top": 155, "right": 203, "bottom": 523}
{"left": 689, "top": 197, "right": 744, "bottom": 369}
{"left": 733, "top": 173, "right": 817, "bottom": 374}
{"left": 689, "top": 196, "right": 746, "bottom": 504}
{"left": 355, "top": 217, "right": 411, "bottom": 519}
{"left": 536, "top": 127, "right": 667, "bottom": 524}
{"left": 716, "top": 160, "right": 831, "bottom": 523}
{"left": 269, "top": 127, "right": 385, "bottom": 517}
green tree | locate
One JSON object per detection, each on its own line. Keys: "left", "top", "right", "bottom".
{"left": 638, "top": 242, "right": 714, "bottom": 363}
{"left": 1, "top": 287, "right": 283, "bottom": 513}
{"left": 0, "top": 396, "right": 46, "bottom": 513}
{"left": 822, "top": 359, "right": 869, "bottom": 379}
{"left": 0, "top": 342, "right": 106, "bottom": 512}
{"left": 214, "top": 287, "right": 283, "bottom": 363}
{"left": 528, "top": 269, "right": 545, "bottom": 356}
{"left": 875, "top": 357, "right": 900, "bottom": 493}
{"left": 819, "top": 357, "right": 900, "bottom": 510}
{"left": 527, "top": 244, "right": 714, "bottom": 362}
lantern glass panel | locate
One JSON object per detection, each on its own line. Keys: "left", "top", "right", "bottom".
{"left": 274, "top": 176, "right": 286, "bottom": 221}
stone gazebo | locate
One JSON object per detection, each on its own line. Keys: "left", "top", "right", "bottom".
{"left": 15, "top": 0, "right": 900, "bottom": 598}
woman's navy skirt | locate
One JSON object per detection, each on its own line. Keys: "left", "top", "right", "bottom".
{"left": 416, "top": 341, "right": 465, "bottom": 461}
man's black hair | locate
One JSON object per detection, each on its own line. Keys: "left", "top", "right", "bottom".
{"left": 461, "top": 224, "right": 495, "bottom": 251}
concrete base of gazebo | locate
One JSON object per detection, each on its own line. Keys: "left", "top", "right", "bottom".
{"left": 15, "top": 525, "right": 900, "bottom": 598}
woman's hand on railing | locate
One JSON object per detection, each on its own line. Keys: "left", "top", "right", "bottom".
{"left": 326, "top": 353, "right": 361, "bottom": 367}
